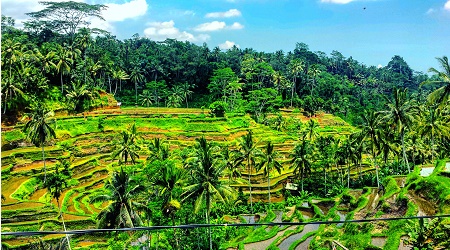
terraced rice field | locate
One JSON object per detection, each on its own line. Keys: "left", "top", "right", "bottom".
{"left": 1, "top": 107, "right": 360, "bottom": 249}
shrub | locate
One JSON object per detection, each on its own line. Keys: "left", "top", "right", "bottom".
{"left": 209, "top": 101, "right": 228, "bottom": 117}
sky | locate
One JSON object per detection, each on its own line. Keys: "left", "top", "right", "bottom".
{"left": 2, "top": 0, "right": 450, "bottom": 72}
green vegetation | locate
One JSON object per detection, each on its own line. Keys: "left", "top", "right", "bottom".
{"left": 1, "top": 1, "right": 450, "bottom": 249}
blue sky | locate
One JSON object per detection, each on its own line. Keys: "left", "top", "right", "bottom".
{"left": 2, "top": 0, "right": 450, "bottom": 72}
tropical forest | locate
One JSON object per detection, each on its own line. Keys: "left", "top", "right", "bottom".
{"left": 1, "top": 2, "right": 450, "bottom": 250}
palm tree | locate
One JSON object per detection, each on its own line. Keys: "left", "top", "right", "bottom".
{"left": 180, "top": 82, "right": 194, "bottom": 108}
{"left": 93, "top": 167, "right": 143, "bottom": 228}
{"left": 339, "top": 134, "right": 358, "bottom": 188}
{"left": 44, "top": 165, "right": 71, "bottom": 250}
{"left": 303, "top": 119, "right": 320, "bottom": 141}
{"left": 147, "top": 138, "right": 170, "bottom": 162}
{"left": 422, "top": 56, "right": 450, "bottom": 107}
{"left": 307, "top": 64, "right": 321, "bottom": 96}
{"left": 182, "top": 137, "right": 234, "bottom": 250}
{"left": 54, "top": 45, "right": 73, "bottom": 94}
{"left": 112, "top": 124, "right": 140, "bottom": 165}
{"left": 418, "top": 106, "right": 450, "bottom": 162}
{"left": 139, "top": 90, "right": 153, "bottom": 107}
{"left": 238, "top": 130, "right": 258, "bottom": 214}
{"left": 152, "top": 161, "right": 185, "bottom": 248}
{"left": 223, "top": 147, "right": 244, "bottom": 181}
{"left": 65, "top": 81, "right": 95, "bottom": 113}
{"left": 360, "top": 110, "right": 382, "bottom": 188}
{"left": 1, "top": 76, "right": 26, "bottom": 114}
{"left": 288, "top": 59, "right": 305, "bottom": 107}
{"left": 166, "top": 86, "right": 183, "bottom": 108}
{"left": 381, "top": 88, "right": 419, "bottom": 173}
{"left": 256, "top": 141, "right": 282, "bottom": 206}
{"left": 130, "top": 67, "right": 145, "bottom": 106}
{"left": 290, "top": 140, "right": 313, "bottom": 192}
{"left": 23, "top": 107, "right": 56, "bottom": 183}
{"left": 111, "top": 68, "right": 129, "bottom": 95}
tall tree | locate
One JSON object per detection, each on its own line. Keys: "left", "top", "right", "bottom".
{"left": 182, "top": 137, "right": 233, "bottom": 250}
{"left": 54, "top": 45, "right": 73, "bottom": 94}
{"left": 256, "top": 141, "right": 282, "bottom": 206}
{"left": 112, "top": 124, "right": 140, "bottom": 165}
{"left": 360, "top": 111, "right": 382, "bottom": 188}
{"left": 23, "top": 107, "right": 56, "bottom": 183}
{"left": 422, "top": 56, "right": 450, "bottom": 107}
{"left": 93, "top": 167, "right": 143, "bottom": 228}
{"left": 290, "top": 140, "right": 313, "bottom": 192}
{"left": 25, "top": 1, "right": 106, "bottom": 42}
{"left": 238, "top": 131, "right": 258, "bottom": 214}
{"left": 44, "top": 164, "right": 71, "bottom": 250}
{"left": 381, "top": 88, "right": 419, "bottom": 173}
{"left": 130, "top": 67, "right": 145, "bottom": 106}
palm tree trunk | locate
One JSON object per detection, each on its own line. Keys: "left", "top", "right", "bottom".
{"left": 431, "top": 133, "right": 435, "bottom": 163}
{"left": 267, "top": 175, "right": 271, "bottom": 207}
{"left": 206, "top": 194, "right": 212, "bottom": 250}
{"left": 248, "top": 158, "right": 253, "bottom": 214}
{"left": 172, "top": 214, "right": 179, "bottom": 249}
{"left": 58, "top": 200, "right": 72, "bottom": 250}
{"left": 135, "top": 82, "right": 138, "bottom": 106}
{"left": 347, "top": 161, "right": 350, "bottom": 189}
{"left": 61, "top": 72, "right": 64, "bottom": 94}
{"left": 42, "top": 145, "right": 47, "bottom": 183}
{"left": 290, "top": 80, "right": 295, "bottom": 107}
{"left": 374, "top": 155, "right": 380, "bottom": 189}
{"left": 401, "top": 131, "right": 411, "bottom": 173}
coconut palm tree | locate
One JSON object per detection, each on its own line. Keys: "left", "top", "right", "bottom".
{"left": 180, "top": 82, "right": 194, "bottom": 108}
{"left": 288, "top": 59, "right": 305, "bottom": 107}
{"left": 307, "top": 64, "right": 321, "bottom": 96}
{"left": 182, "top": 137, "right": 234, "bottom": 250}
{"left": 152, "top": 161, "right": 185, "bottom": 248}
{"left": 422, "top": 56, "right": 450, "bottom": 107}
{"left": 93, "top": 167, "right": 143, "bottom": 228}
{"left": 381, "top": 88, "right": 420, "bottom": 173}
{"left": 139, "top": 90, "right": 153, "bottom": 107}
{"left": 290, "top": 140, "right": 313, "bottom": 192}
{"left": 44, "top": 165, "right": 71, "bottom": 250}
{"left": 112, "top": 124, "right": 140, "bottom": 165}
{"left": 65, "top": 81, "right": 95, "bottom": 113}
{"left": 23, "top": 107, "right": 56, "bottom": 183}
{"left": 418, "top": 106, "right": 450, "bottom": 162}
{"left": 360, "top": 110, "right": 382, "bottom": 188}
{"left": 130, "top": 67, "right": 145, "bottom": 106}
{"left": 256, "top": 141, "right": 282, "bottom": 206}
{"left": 54, "top": 45, "right": 73, "bottom": 94}
{"left": 223, "top": 147, "right": 244, "bottom": 181}
{"left": 1, "top": 76, "right": 26, "bottom": 114}
{"left": 303, "top": 119, "right": 320, "bottom": 141}
{"left": 147, "top": 138, "right": 170, "bottom": 162}
{"left": 238, "top": 130, "right": 258, "bottom": 214}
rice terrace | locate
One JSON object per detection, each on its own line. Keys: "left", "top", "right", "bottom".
{"left": 1, "top": 1, "right": 450, "bottom": 249}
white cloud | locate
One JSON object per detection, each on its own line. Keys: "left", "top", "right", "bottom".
{"left": 1, "top": 0, "right": 84, "bottom": 27}
{"left": 205, "top": 9, "right": 241, "bottom": 18}
{"left": 445, "top": 0, "right": 450, "bottom": 11}
{"left": 321, "top": 0, "right": 355, "bottom": 4}
{"left": 377, "top": 64, "right": 383, "bottom": 69}
{"left": 426, "top": 8, "right": 436, "bottom": 15}
{"left": 219, "top": 41, "right": 240, "bottom": 50}
{"left": 229, "top": 22, "right": 244, "bottom": 30}
{"left": 1, "top": 0, "right": 147, "bottom": 32}
{"left": 144, "top": 20, "right": 210, "bottom": 42}
{"left": 102, "top": 0, "right": 148, "bottom": 22}
{"left": 194, "top": 21, "right": 244, "bottom": 32}
{"left": 194, "top": 21, "right": 226, "bottom": 32}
